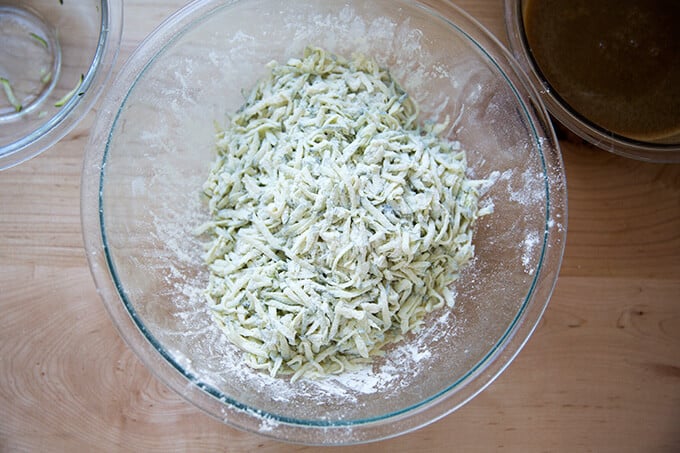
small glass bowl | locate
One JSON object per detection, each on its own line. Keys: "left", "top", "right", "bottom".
{"left": 0, "top": 0, "right": 123, "bottom": 170}
{"left": 504, "top": 0, "right": 680, "bottom": 163}
{"left": 82, "top": 0, "right": 567, "bottom": 444}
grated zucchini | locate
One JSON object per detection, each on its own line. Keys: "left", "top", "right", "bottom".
{"left": 201, "top": 47, "right": 491, "bottom": 381}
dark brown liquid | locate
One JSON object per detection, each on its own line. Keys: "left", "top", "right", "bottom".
{"left": 523, "top": 0, "right": 680, "bottom": 142}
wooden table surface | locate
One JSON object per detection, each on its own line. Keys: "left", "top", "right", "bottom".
{"left": 1, "top": 0, "right": 679, "bottom": 451}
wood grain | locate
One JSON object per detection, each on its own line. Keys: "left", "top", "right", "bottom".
{"left": 1, "top": 1, "right": 679, "bottom": 452}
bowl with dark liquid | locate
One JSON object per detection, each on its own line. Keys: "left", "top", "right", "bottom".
{"left": 505, "top": 0, "right": 680, "bottom": 162}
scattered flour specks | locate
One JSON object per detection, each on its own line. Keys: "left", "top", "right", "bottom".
{"left": 258, "top": 415, "right": 281, "bottom": 432}
{"left": 521, "top": 230, "right": 540, "bottom": 274}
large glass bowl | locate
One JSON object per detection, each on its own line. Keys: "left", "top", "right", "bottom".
{"left": 81, "top": 0, "right": 567, "bottom": 445}
{"left": 0, "top": 0, "right": 122, "bottom": 170}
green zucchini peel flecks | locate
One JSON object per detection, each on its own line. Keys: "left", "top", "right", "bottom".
{"left": 54, "top": 74, "right": 84, "bottom": 107}
{"left": 1, "top": 77, "right": 22, "bottom": 112}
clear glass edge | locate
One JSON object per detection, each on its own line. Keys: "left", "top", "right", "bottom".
{"left": 81, "top": 0, "right": 567, "bottom": 444}
{"left": 0, "top": 0, "right": 124, "bottom": 171}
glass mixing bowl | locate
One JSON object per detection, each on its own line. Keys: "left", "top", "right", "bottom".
{"left": 504, "top": 0, "right": 680, "bottom": 163}
{"left": 0, "top": 0, "right": 122, "bottom": 170}
{"left": 82, "top": 0, "right": 567, "bottom": 444}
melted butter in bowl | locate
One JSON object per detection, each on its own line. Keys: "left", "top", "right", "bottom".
{"left": 524, "top": 0, "right": 680, "bottom": 142}
{"left": 506, "top": 0, "right": 680, "bottom": 161}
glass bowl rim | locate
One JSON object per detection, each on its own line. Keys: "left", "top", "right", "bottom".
{"left": 0, "top": 0, "right": 124, "bottom": 171}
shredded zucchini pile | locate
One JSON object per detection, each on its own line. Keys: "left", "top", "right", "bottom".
{"left": 201, "top": 47, "right": 490, "bottom": 381}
